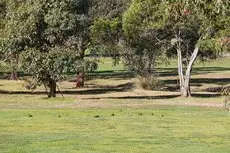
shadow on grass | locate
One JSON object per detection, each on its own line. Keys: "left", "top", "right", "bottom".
{"left": 0, "top": 71, "right": 30, "bottom": 79}
{"left": 164, "top": 78, "right": 230, "bottom": 86}
{"left": 0, "top": 83, "right": 135, "bottom": 95}
{"left": 191, "top": 93, "right": 221, "bottom": 98}
{"left": 87, "top": 71, "right": 135, "bottom": 80}
{"left": 83, "top": 92, "right": 221, "bottom": 100}
{"left": 86, "top": 95, "right": 180, "bottom": 100}
{"left": 157, "top": 67, "right": 230, "bottom": 77}
{"left": 0, "top": 89, "right": 221, "bottom": 100}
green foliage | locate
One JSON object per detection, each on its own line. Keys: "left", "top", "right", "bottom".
{"left": 20, "top": 48, "right": 83, "bottom": 86}
{"left": 165, "top": 0, "right": 230, "bottom": 49}
{"left": 0, "top": 0, "right": 97, "bottom": 96}
{"left": 121, "top": 0, "right": 168, "bottom": 77}
{"left": 122, "top": 0, "right": 167, "bottom": 37}
{"left": 91, "top": 18, "right": 121, "bottom": 46}
{"left": 2, "top": 0, "right": 93, "bottom": 86}
{"left": 89, "top": 0, "right": 130, "bottom": 19}
{"left": 1, "top": 0, "right": 36, "bottom": 54}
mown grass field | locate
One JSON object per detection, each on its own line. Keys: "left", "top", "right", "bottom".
{"left": 0, "top": 57, "right": 230, "bottom": 153}
{"left": 1, "top": 107, "right": 230, "bottom": 153}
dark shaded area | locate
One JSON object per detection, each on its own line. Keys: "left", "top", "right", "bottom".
{"left": 85, "top": 95, "right": 180, "bottom": 100}
{"left": 0, "top": 71, "right": 30, "bottom": 79}
{"left": 88, "top": 70, "right": 135, "bottom": 80}
{"left": 0, "top": 66, "right": 229, "bottom": 100}
{"left": 157, "top": 67, "right": 230, "bottom": 77}
{"left": 68, "top": 70, "right": 135, "bottom": 82}
{"left": 0, "top": 83, "right": 135, "bottom": 96}
{"left": 84, "top": 82, "right": 135, "bottom": 89}
{"left": 191, "top": 93, "right": 221, "bottom": 98}
{"left": 163, "top": 78, "right": 230, "bottom": 86}
{"left": 84, "top": 93, "right": 221, "bottom": 100}
{"left": 191, "top": 78, "right": 230, "bottom": 85}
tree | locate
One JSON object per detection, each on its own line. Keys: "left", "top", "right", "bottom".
{"left": 164, "top": 0, "right": 230, "bottom": 97}
{"left": 91, "top": 0, "right": 166, "bottom": 77}
{"left": 0, "top": 0, "right": 32, "bottom": 80}
{"left": 90, "top": 0, "right": 131, "bottom": 64}
{"left": 2, "top": 0, "right": 93, "bottom": 97}
{"left": 91, "top": 0, "right": 168, "bottom": 90}
{"left": 122, "top": 0, "right": 168, "bottom": 77}
{"left": 21, "top": 48, "right": 84, "bottom": 97}
{"left": 124, "top": 0, "right": 229, "bottom": 96}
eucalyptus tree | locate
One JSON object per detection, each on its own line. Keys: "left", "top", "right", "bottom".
{"left": 91, "top": 0, "right": 165, "bottom": 77}
{"left": 91, "top": 0, "right": 167, "bottom": 89}
{"left": 117, "top": 0, "right": 229, "bottom": 96}
{"left": 164, "top": 0, "right": 230, "bottom": 97}
{"left": 89, "top": 0, "right": 130, "bottom": 59}
{"left": 122, "top": 0, "right": 168, "bottom": 77}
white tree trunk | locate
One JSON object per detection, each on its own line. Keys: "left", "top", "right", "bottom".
{"left": 177, "top": 46, "right": 199, "bottom": 97}
{"left": 177, "top": 44, "right": 185, "bottom": 95}
{"left": 182, "top": 47, "right": 199, "bottom": 97}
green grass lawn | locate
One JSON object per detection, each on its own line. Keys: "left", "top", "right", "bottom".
{"left": 1, "top": 107, "right": 230, "bottom": 153}
{"left": 0, "top": 57, "right": 230, "bottom": 153}
{"left": 95, "top": 57, "right": 230, "bottom": 71}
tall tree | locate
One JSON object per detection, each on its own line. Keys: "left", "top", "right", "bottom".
{"left": 0, "top": 0, "right": 93, "bottom": 97}
{"left": 0, "top": 0, "right": 32, "bottom": 80}
{"left": 122, "top": 0, "right": 168, "bottom": 77}
{"left": 90, "top": 0, "right": 131, "bottom": 64}
{"left": 91, "top": 0, "right": 166, "bottom": 77}
{"left": 25, "top": 0, "right": 92, "bottom": 97}
{"left": 165, "top": 0, "right": 230, "bottom": 97}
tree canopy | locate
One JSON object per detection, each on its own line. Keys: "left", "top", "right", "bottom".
{"left": 0, "top": 0, "right": 229, "bottom": 97}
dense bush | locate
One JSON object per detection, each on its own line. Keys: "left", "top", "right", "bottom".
{"left": 138, "top": 75, "right": 163, "bottom": 91}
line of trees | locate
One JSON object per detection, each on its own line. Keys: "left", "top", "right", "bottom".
{"left": 0, "top": 0, "right": 229, "bottom": 98}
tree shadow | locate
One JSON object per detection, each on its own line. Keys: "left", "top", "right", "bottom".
{"left": 191, "top": 93, "right": 221, "bottom": 98}
{"left": 157, "top": 67, "right": 230, "bottom": 77}
{"left": 87, "top": 70, "right": 135, "bottom": 80}
{"left": 0, "top": 71, "right": 30, "bottom": 79}
{"left": 163, "top": 78, "right": 230, "bottom": 86}
{"left": 0, "top": 83, "right": 135, "bottom": 96}
{"left": 85, "top": 94, "right": 180, "bottom": 100}
{"left": 68, "top": 70, "right": 135, "bottom": 82}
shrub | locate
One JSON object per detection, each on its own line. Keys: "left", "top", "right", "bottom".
{"left": 138, "top": 75, "right": 163, "bottom": 90}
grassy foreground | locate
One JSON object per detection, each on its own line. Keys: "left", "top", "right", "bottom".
{"left": 0, "top": 57, "right": 230, "bottom": 153}
{"left": 1, "top": 106, "right": 230, "bottom": 153}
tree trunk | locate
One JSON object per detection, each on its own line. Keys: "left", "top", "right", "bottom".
{"left": 178, "top": 47, "right": 199, "bottom": 97}
{"left": 182, "top": 47, "right": 199, "bottom": 97}
{"left": 77, "top": 37, "right": 86, "bottom": 87}
{"left": 8, "top": 54, "right": 19, "bottom": 80}
{"left": 9, "top": 68, "right": 18, "bottom": 80}
{"left": 48, "top": 78, "right": 57, "bottom": 98}
{"left": 177, "top": 40, "right": 185, "bottom": 96}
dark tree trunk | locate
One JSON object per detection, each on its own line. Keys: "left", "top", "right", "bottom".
{"left": 77, "top": 37, "right": 86, "bottom": 87}
{"left": 48, "top": 78, "right": 57, "bottom": 98}
{"left": 8, "top": 54, "right": 19, "bottom": 80}
{"left": 9, "top": 69, "right": 18, "bottom": 80}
